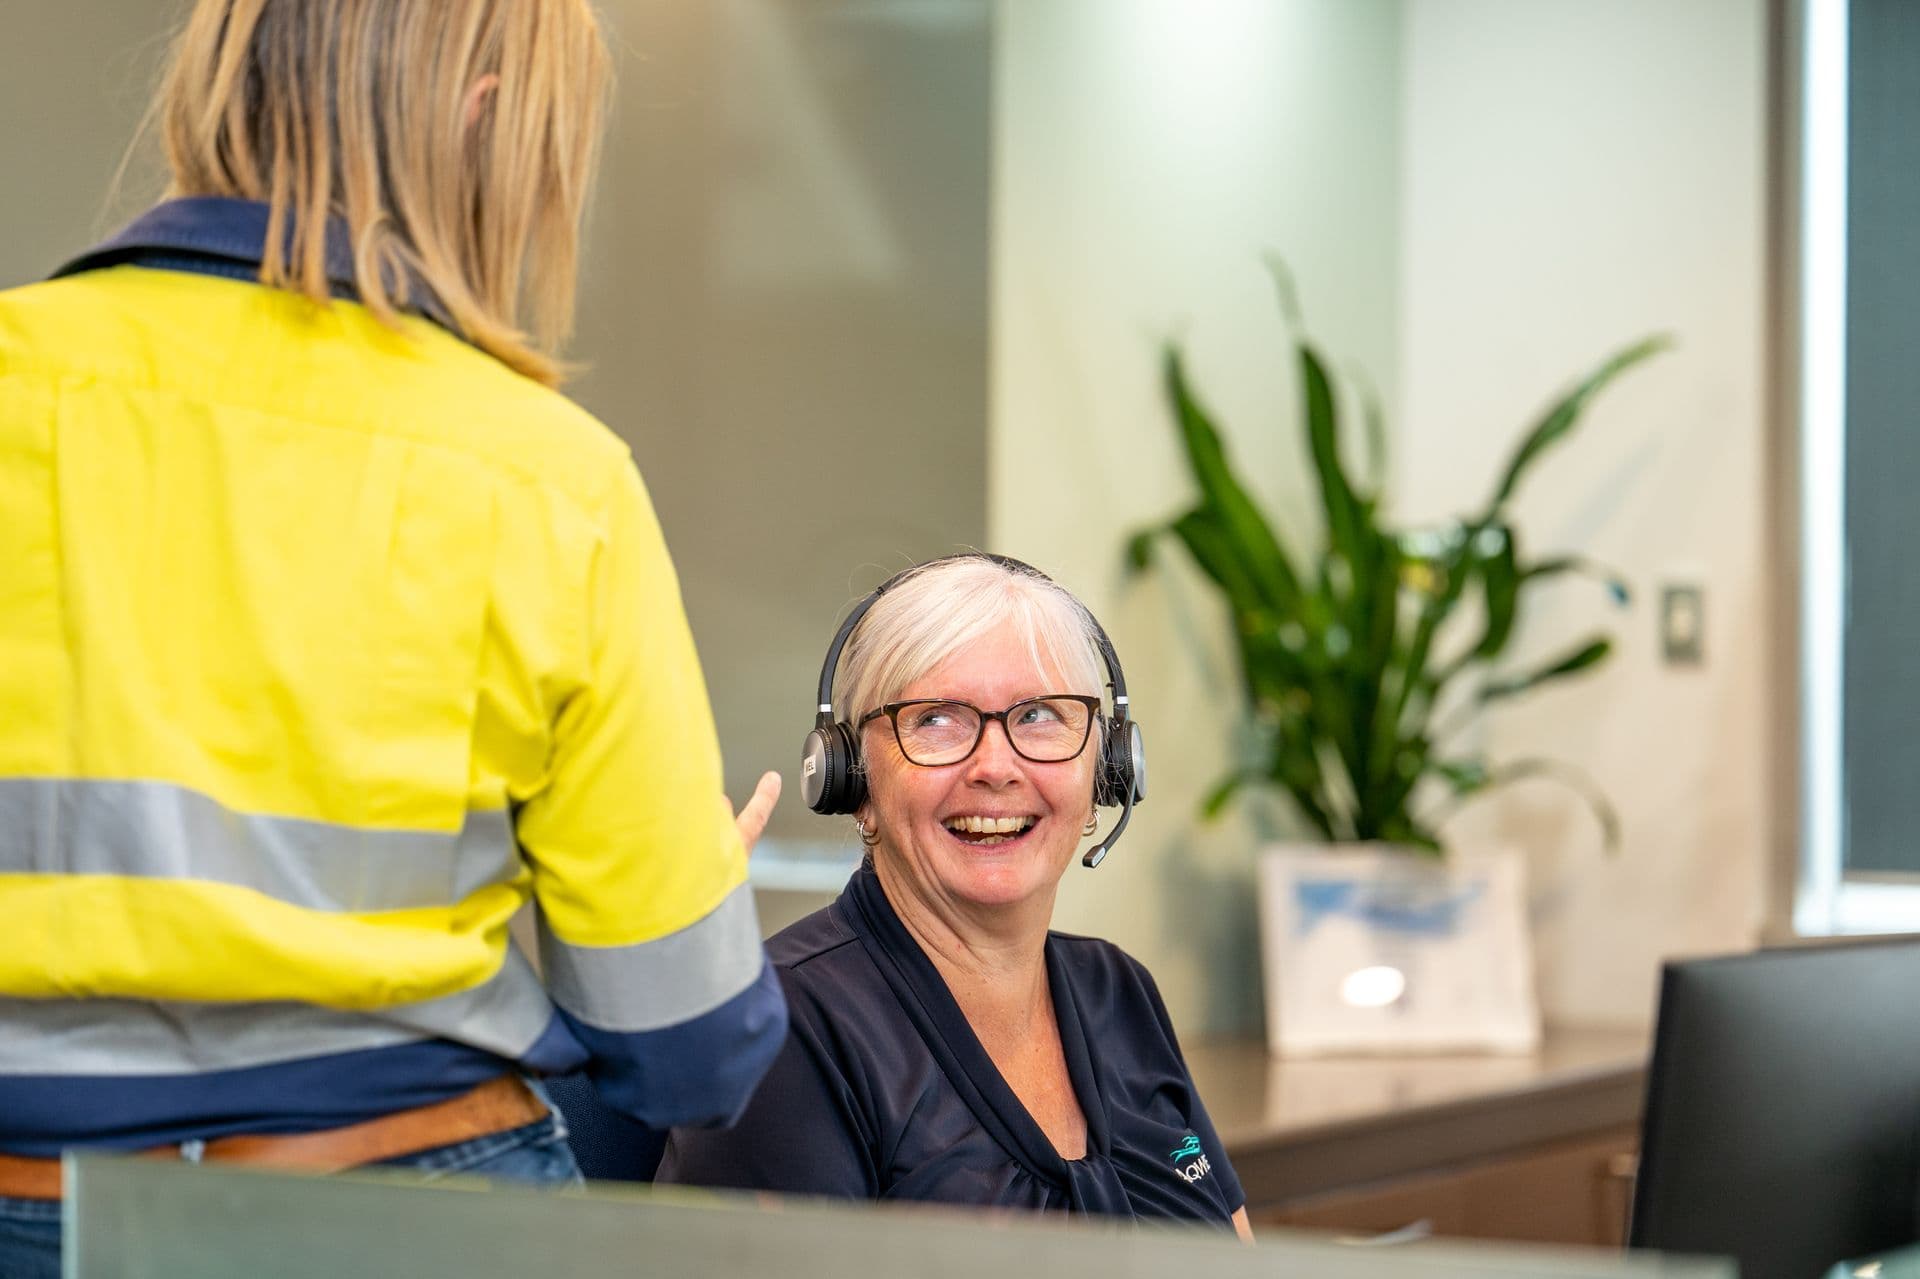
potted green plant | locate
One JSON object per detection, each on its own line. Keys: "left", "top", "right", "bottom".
{"left": 1128, "top": 264, "right": 1667, "bottom": 1054}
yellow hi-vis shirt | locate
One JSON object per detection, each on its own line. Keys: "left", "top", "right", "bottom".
{"left": 0, "top": 260, "right": 779, "bottom": 1131}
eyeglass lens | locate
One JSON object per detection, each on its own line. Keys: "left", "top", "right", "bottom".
{"left": 893, "top": 698, "right": 1092, "bottom": 765}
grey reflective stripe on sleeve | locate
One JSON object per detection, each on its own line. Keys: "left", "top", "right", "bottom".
{"left": 0, "top": 947, "right": 554, "bottom": 1076}
{"left": 0, "top": 777, "right": 518, "bottom": 911}
{"left": 540, "top": 880, "right": 765, "bottom": 1032}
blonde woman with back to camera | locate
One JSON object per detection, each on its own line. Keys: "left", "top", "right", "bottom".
{"left": 0, "top": 4, "right": 788, "bottom": 1273}
{"left": 659, "top": 554, "right": 1253, "bottom": 1240}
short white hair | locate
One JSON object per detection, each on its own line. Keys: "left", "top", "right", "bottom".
{"left": 834, "top": 557, "right": 1109, "bottom": 733}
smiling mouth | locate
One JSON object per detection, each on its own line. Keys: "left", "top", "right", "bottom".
{"left": 941, "top": 815, "right": 1038, "bottom": 848}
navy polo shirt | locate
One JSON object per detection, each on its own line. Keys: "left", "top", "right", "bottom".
{"left": 658, "top": 865, "right": 1245, "bottom": 1227}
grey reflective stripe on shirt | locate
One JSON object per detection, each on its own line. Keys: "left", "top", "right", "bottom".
{"left": 0, "top": 777, "right": 518, "bottom": 911}
{"left": 540, "top": 880, "right": 765, "bottom": 1032}
{"left": 0, "top": 947, "right": 554, "bottom": 1076}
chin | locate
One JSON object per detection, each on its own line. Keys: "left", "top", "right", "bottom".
{"left": 931, "top": 830, "right": 1070, "bottom": 911}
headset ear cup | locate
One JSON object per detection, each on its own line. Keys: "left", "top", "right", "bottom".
{"left": 1095, "top": 718, "right": 1142, "bottom": 807}
{"left": 1093, "top": 731, "right": 1119, "bottom": 808}
{"left": 1123, "top": 720, "right": 1145, "bottom": 804}
{"left": 801, "top": 726, "right": 835, "bottom": 814}
{"left": 802, "top": 721, "right": 866, "bottom": 815}
{"left": 835, "top": 721, "right": 867, "bottom": 814}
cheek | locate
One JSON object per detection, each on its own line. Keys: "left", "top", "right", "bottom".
{"left": 1051, "top": 758, "right": 1099, "bottom": 810}
{"left": 861, "top": 753, "right": 941, "bottom": 826}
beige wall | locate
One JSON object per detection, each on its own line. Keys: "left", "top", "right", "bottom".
{"left": 990, "top": 0, "right": 1408, "bottom": 1036}
{"left": 0, "top": 2, "right": 179, "bottom": 286}
{"left": 1394, "top": 0, "right": 1771, "bottom": 1027}
{"left": 992, "top": 0, "right": 1771, "bottom": 1039}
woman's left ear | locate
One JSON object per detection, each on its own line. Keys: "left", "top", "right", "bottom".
{"left": 463, "top": 73, "right": 501, "bottom": 130}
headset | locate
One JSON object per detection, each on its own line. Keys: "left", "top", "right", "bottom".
{"left": 799, "top": 553, "right": 1145, "bottom": 868}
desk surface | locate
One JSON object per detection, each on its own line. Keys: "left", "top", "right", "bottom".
{"left": 1185, "top": 1026, "right": 1650, "bottom": 1204}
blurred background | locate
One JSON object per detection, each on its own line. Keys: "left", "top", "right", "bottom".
{"left": 9, "top": 0, "right": 1883, "bottom": 1063}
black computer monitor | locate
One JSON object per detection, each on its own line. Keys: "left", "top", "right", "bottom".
{"left": 1630, "top": 939, "right": 1920, "bottom": 1279}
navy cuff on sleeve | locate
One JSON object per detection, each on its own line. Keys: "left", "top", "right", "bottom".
{"left": 560, "top": 958, "right": 789, "bottom": 1129}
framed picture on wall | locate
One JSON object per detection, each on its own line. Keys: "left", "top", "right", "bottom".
{"left": 1257, "top": 846, "right": 1541, "bottom": 1057}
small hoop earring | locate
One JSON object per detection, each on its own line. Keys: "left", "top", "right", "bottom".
{"left": 856, "top": 819, "right": 880, "bottom": 849}
{"left": 1082, "top": 814, "right": 1099, "bottom": 838}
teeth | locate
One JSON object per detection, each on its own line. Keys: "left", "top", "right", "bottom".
{"left": 943, "top": 815, "right": 1035, "bottom": 835}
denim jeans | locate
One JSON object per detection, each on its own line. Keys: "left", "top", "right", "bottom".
{"left": 0, "top": 1090, "right": 582, "bottom": 1279}
{"left": 0, "top": 1197, "right": 57, "bottom": 1279}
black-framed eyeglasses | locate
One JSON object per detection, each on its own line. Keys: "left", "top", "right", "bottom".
{"left": 858, "top": 695, "right": 1102, "bottom": 767}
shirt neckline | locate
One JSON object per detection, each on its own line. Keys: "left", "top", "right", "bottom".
{"left": 837, "top": 864, "right": 1116, "bottom": 1182}
{"left": 52, "top": 196, "right": 463, "bottom": 338}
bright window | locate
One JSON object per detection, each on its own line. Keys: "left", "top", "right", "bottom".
{"left": 1794, "top": 0, "right": 1920, "bottom": 934}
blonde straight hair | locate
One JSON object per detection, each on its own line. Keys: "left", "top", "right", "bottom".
{"left": 156, "top": 0, "right": 610, "bottom": 386}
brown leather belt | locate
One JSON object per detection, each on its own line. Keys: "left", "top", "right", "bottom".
{"left": 0, "top": 1074, "right": 549, "bottom": 1201}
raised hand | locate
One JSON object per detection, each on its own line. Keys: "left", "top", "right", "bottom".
{"left": 724, "top": 771, "right": 782, "bottom": 856}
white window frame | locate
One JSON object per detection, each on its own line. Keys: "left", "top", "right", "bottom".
{"left": 1785, "top": 0, "right": 1920, "bottom": 937}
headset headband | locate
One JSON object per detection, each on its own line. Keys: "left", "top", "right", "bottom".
{"left": 804, "top": 552, "right": 1143, "bottom": 867}
{"left": 814, "top": 553, "right": 1128, "bottom": 722}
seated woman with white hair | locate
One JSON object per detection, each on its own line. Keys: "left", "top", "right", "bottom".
{"left": 657, "top": 554, "right": 1251, "bottom": 1238}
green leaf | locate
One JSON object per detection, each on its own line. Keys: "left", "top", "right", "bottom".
{"left": 1263, "top": 721, "right": 1339, "bottom": 840}
{"left": 1511, "top": 759, "right": 1623, "bottom": 852}
{"left": 1238, "top": 621, "right": 1310, "bottom": 695}
{"left": 1434, "top": 549, "right": 1632, "bottom": 694}
{"left": 1371, "top": 734, "right": 1437, "bottom": 837}
{"left": 1199, "top": 772, "right": 1248, "bottom": 821}
{"left": 1124, "top": 527, "right": 1160, "bottom": 574}
{"left": 1300, "top": 342, "right": 1364, "bottom": 573}
{"left": 1169, "top": 509, "right": 1265, "bottom": 613}
{"left": 1357, "top": 525, "right": 1405, "bottom": 790}
{"left": 1426, "top": 756, "right": 1622, "bottom": 853}
{"left": 1262, "top": 254, "right": 1305, "bottom": 332}
{"left": 1485, "top": 334, "right": 1672, "bottom": 514}
{"left": 1431, "top": 757, "right": 1491, "bottom": 794}
{"left": 1163, "top": 346, "right": 1305, "bottom": 610}
{"left": 1523, "top": 555, "right": 1632, "bottom": 606}
{"left": 1375, "top": 814, "right": 1443, "bottom": 855}
{"left": 1482, "top": 636, "right": 1613, "bottom": 703}
{"left": 1353, "top": 367, "right": 1389, "bottom": 501}
{"left": 1386, "top": 519, "right": 1482, "bottom": 739}
{"left": 1473, "top": 526, "right": 1522, "bottom": 661}
{"left": 1427, "top": 524, "right": 1525, "bottom": 698}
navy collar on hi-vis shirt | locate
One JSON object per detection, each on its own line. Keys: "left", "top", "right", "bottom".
{"left": 656, "top": 863, "right": 1246, "bottom": 1226}
{"left": 53, "top": 196, "right": 461, "bottom": 336}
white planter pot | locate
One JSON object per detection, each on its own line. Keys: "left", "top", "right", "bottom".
{"left": 1256, "top": 843, "right": 1541, "bottom": 1057}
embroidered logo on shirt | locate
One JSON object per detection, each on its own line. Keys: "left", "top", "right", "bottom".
{"left": 1169, "top": 1133, "right": 1210, "bottom": 1184}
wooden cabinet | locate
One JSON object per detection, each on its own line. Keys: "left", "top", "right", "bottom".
{"left": 1185, "top": 1028, "right": 1647, "bottom": 1249}
{"left": 1253, "top": 1126, "right": 1639, "bottom": 1247}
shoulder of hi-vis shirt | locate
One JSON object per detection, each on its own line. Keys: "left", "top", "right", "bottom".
{"left": 0, "top": 265, "right": 785, "bottom": 1134}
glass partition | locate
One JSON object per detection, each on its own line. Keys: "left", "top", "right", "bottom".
{"left": 1826, "top": 1242, "right": 1920, "bottom": 1279}
{"left": 569, "top": 0, "right": 993, "bottom": 867}
{"left": 65, "top": 1155, "right": 1730, "bottom": 1279}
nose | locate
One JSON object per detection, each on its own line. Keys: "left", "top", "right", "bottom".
{"left": 963, "top": 716, "right": 1023, "bottom": 786}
